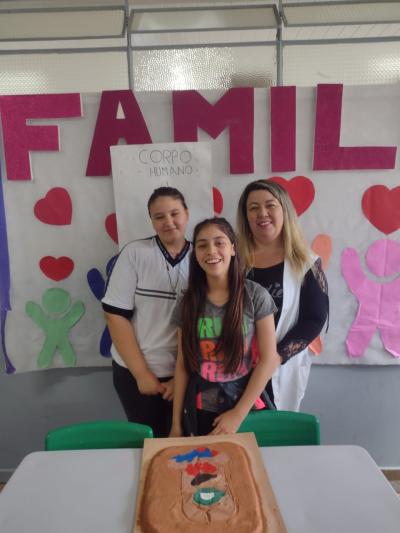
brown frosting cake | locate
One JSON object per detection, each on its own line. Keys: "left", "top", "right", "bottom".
{"left": 138, "top": 441, "right": 267, "bottom": 532}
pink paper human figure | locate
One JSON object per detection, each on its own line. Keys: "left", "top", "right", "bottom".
{"left": 341, "top": 239, "right": 400, "bottom": 358}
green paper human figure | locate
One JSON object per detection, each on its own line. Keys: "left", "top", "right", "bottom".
{"left": 26, "top": 288, "right": 85, "bottom": 368}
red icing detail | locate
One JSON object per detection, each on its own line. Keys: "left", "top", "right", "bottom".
{"left": 186, "top": 464, "right": 198, "bottom": 476}
{"left": 34, "top": 188, "right": 72, "bottom": 225}
{"left": 202, "top": 462, "right": 217, "bottom": 474}
{"left": 211, "top": 450, "right": 219, "bottom": 456}
{"left": 173, "top": 88, "right": 254, "bottom": 174}
{"left": 105, "top": 213, "right": 118, "bottom": 243}
{"left": 39, "top": 256, "right": 74, "bottom": 281}
{"left": 269, "top": 176, "right": 315, "bottom": 216}
{"left": 86, "top": 90, "right": 152, "bottom": 176}
{"left": 212, "top": 187, "right": 223, "bottom": 215}
{"left": 197, "top": 447, "right": 206, "bottom": 452}
{"left": 185, "top": 461, "right": 217, "bottom": 476}
{"left": 271, "top": 86, "right": 296, "bottom": 172}
{"left": 0, "top": 93, "right": 81, "bottom": 181}
{"left": 313, "top": 84, "right": 396, "bottom": 171}
{"left": 362, "top": 185, "right": 400, "bottom": 235}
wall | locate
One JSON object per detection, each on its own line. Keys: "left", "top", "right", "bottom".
{"left": 2, "top": 364, "right": 400, "bottom": 481}
{"left": 1, "top": 2, "right": 400, "bottom": 478}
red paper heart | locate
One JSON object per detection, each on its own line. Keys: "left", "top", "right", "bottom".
{"left": 269, "top": 176, "right": 315, "bottom": 216}
{"left": 39, "top": 256, "right": 74, "bottom": 281}
{"left": 362, "top": 185, "right": 400, "bottom": 235}
{"left": 34, "top": 188, "right": 72, "bottom": 225}
{"left": 105, "top": 213, "right": 118, "bottom": 244}
{"left": 213, "top": 187, "right": 223, "bottom": 215}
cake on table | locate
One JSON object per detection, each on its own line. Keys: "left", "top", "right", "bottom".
{"left": 138, "top": 441, "right": 266, "bottom": 533}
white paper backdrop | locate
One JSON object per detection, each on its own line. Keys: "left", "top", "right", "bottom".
{"left": 1, "top": 86, "right": 400, "bottom": 372}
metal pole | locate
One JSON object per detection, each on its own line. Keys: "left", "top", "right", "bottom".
{"left": 125, "top": 0, "right": 133, "bottom": 91}
{"left": 277, "top": 0, "right": 283, "bottom": 86}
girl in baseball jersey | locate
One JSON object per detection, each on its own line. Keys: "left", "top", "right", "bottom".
{"left": 102, "top": 187, "right": 191, "bottom": 437}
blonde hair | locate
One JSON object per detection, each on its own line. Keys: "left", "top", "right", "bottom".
{"left": 237, "top": 179, "right": 311, "bottom": 277}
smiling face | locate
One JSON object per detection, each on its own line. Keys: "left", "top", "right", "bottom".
{"left": 194, "top": 224, "right": 235, "bottom": 280}
{"left": 149, "top": 196, "right": 189, "bottom": 250}
{"left": 246, "top": 189, "right": 284, "bottom": 245}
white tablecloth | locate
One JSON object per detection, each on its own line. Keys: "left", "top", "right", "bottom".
{"left": 0, "top": 445, "right": 399, "bottom": 533}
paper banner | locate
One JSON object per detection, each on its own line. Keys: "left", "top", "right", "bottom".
{"left": 309, "top": 234, "right": 332, "bottom": 355}
{"left": 365, "top": 238, "right": 400, "bottom": 277}
{"left": 39, "top": 256, "right": 74, "bottom": 281}
{"left": 2, "top": 87, "right": 400, "bottom": 370}
{"left": 0, "top": 165, "right": 14, "bottom": 373}
{"left": 269, "top": 176, "right": 315, "bottom": 216}
{"left": 87, "top": 255, "right": 117, "bottom": 358}
{"left": 34, "top": 187, "right": 72, "bottom": 225}
{"left": 105, "top": 213, "right": 118, "bottom": 244}
{"left": 313, "top": 84, "right": 396, "bottom": 170}
{"left": 311, "top": 234, "right": 333, "bottom": 272}
{"left": 26, "top": 288, "right": 85, "bottom": 368}
{"left": 362, "top": 185, "right": 400, "bottom": 235}
{"left": 213, "top": 187, "right": 223, "bottom": 215}
{"left": 110, "top": 141, "right": 214, "bottom": 248}
{"left": 271, "top": 86, "right": 296, "bottom": 172}
{"left": 86, "top": 90, "right": 152, "bottom": 177}
{"left": 173, "top": 88, "right": 254, "bottom": 174}
{"left": 341, "top": 241, "right": 400, "bottom": 358}
{"left": 0, "top": 93, "right": 82, "bottom": 181}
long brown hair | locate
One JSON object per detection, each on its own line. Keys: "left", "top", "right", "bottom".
{"left": 237, "top": 179, "right": 311, "bottom": 277}
{"left": 181, "top": 218, "right": 245, "bottom": 375}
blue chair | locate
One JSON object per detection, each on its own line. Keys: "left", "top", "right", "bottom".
{"left": 45, "top": 420, "right": 153, "bottom": 450}
{"left": 238, "top": 410, "right": 320, "bottom": 446}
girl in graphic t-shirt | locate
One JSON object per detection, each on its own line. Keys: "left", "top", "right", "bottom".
{"left": 170, "top": 217, "right": 280, "bottom": 437}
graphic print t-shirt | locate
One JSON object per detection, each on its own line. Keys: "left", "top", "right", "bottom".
{"left": 173, "top": 279, "right": 276, "bottom": 412}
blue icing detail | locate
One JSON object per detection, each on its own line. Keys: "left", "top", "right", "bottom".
{"left": 172, "top": 447, "right": 213, "bottom": 463}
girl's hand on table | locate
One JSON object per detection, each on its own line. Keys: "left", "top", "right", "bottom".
{"left": 209, "top": 408, "right": 244, "bottom": 435}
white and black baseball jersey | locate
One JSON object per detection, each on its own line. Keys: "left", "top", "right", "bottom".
{"left": 102, "top": 236, "right": 191, "bottom": 377}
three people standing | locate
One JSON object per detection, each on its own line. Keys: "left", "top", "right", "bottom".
{"left": 104, "top": 180, "right": 329, "bottom": 437}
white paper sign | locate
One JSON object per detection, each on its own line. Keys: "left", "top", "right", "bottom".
{"left": 110, "top": 142, "right": 214, "bottom": 248}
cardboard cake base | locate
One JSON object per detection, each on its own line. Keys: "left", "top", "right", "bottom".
{"left": 134, "top": 433, "right": 286, "bottom": 533}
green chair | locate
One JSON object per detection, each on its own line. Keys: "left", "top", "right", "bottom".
{"left": 45, "top": 420, "right": 153, "bottom": 451}
{"left": 238, "top": 410, "right": 320, "bottom": 447}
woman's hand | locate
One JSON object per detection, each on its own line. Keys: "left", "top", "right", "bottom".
{"left": 209, "top": 408, "right": 244, "bottom": 435}
{"left": 169, "top": 424, "right": 183, "bottom": 438}
{"left": 162, "top": 378, "right": 174, "bottom": 401}
{"left": 137, "top": 370, "right": 166, "bottom": 395}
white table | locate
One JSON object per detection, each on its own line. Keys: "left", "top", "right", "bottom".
{"left": 0, "top": 445, "right": 399, "bottom": 533}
